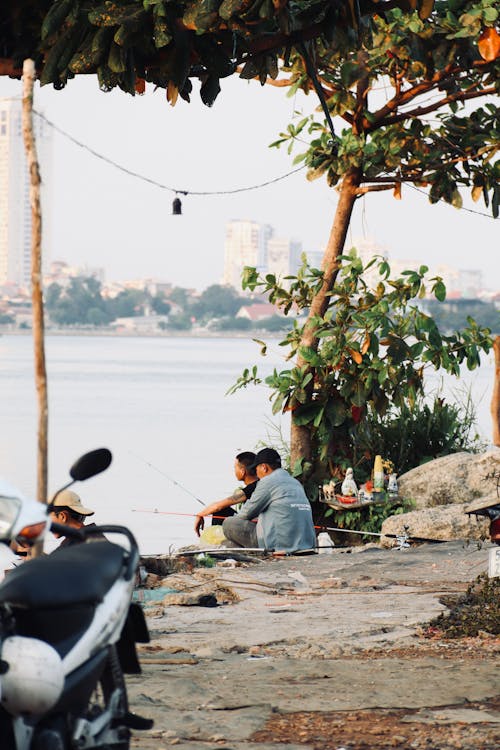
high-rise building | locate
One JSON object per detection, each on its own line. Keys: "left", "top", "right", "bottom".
{"left": 306, "top": 249, "right": 324, "bottom": 270}
{"left": 0, "top": 98, "right": 52, "bottom": 288}
{"left": 266, "top": 237, "right": 303, "bottom": 282}
{"left": 222, "top": 219, "right": 273, "bottom": 290}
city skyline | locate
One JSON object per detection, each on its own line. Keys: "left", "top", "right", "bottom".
{"left": 0, "top": 98, "right": 52, "bottom": 287}
{"left": 0, "top": 77, "right": 498, "bottom": 293}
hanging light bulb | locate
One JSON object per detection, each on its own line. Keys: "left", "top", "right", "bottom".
{"left": 172, "top": 196, "right": 182, "bottom": 215}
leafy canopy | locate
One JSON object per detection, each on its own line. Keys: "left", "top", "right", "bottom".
{"left": 271, "top": 0, "right": 499, "bottom": 213}
{"left": 1, "top": 0, "right": 434, "bottom": 104}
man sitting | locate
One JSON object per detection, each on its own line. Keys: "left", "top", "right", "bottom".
{"left": 222, "top": 448, "right": 316, "bottom": 553}
{"left": 194, "top": 452, "right": 258, "bottom": 536}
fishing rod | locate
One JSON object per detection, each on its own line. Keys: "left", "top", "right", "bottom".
{"left": 131, "top": 508, "right": 435, "bottom": 544}
{"left": 129, "top": 452, "right": 206, "bottom": 508}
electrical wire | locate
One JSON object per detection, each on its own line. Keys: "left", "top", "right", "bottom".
{"left": 30, "top": 110, "right": 495, "bottom": 218}
{"left": 32, "top": 109, "right": 306, "bottom": 196}
{"left": 407, "top": 183, "right": 494, "bottom": 219}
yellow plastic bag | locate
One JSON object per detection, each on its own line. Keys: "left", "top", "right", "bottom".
{"left": 200, "top": 525, "right": 226, "bottom": 546}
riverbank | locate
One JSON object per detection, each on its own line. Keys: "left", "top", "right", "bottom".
{"left": 1, "top": 327, "right": 283, "bottom": 339}
{"left": 128, "top": 541, "right": 500, "bottom": 750}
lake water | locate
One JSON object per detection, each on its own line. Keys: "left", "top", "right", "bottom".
{"left": 0, "top": 334, "right": 496, "bottom": 554}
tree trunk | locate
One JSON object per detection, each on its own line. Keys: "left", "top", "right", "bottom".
{"left": 491, "top": 336, "right": 500, "bottom": 447}
{"left": 22, "top": 59, "right": 48, "bottom": 553}
{"left": 290, "top": 169, "right": 360, "bottom": 468}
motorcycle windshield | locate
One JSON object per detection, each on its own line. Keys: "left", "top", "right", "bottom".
{"left": 0, "top": 495, "right": 22, "bottom": 540}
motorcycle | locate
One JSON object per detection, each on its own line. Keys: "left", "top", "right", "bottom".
{"left": 0, "top": 449, "right": 153, "bottom": 749}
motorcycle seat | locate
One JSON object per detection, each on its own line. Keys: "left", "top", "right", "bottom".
{"left": 0, "top": 541, "right": 126, "bottom": 608}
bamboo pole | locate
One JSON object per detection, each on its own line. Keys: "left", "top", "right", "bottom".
{"left": 491, "top": 335, "right": 500, "bottom": 447}
{"left": 21, "top": 59, "right": 48, "bottom": 548}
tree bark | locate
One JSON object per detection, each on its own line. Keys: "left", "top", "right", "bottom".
{"left": 22, "top": 59, "right": 48, "bottom": 550}
{"left": 290, "top": 169, "right": 360, "bottom": 468}
{"left": 491, "top": 336, "right": 500, "bottom": 447}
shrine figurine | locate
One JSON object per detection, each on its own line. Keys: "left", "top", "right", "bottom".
{"left": 341, "top": 467, "right": 358, "bottom": 497}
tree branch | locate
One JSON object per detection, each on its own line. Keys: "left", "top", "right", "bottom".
{"left": 355, "top": 184, "right": 395, "bottom": 194}
{"left": 365, "top": 60, "right": 492, "bottom": 130}
{"left": 376, "top": 85, "right": 497, "bottom": 128}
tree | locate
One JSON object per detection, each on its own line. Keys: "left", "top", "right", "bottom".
{"left": 192, "top": 284, "right": 245, "bottom": 321}
{"left": 168, "top": 286, "right": 191, "bottom": 309}
{"left": 422, "top": 299, "right": 500, "bottom": 331}
{"left": 231, "top": 256, "right": 493, "bottom": 495}
{"left": 0, "top": 1, "right": 434, "bottom": 102}
{"left": 46, "top": 276, "right": 112, "bottom": 325}
{"left": 255, "top": 315, "right": 290, "bottom": 332}
{"left": 262, "top": 0, "right": 499, "bottom": 465}
{"left": 212, "top": 316, "right": 252, "bottom": 331}
{"left": 166, "top": 312, "right": 192, "bottom": 330}
{"left": 151, "top": 293, "right": 171, "bottom": 315}
{"left": 108, "top": 288, "right": 148, "bottom": 318}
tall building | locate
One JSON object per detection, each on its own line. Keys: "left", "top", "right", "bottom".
{"left": 222, "top": 219, "right": 273, "bottom": 290}
{"left": 306, "top": 249, "right": 324, "bottom": 270}
{"left": 266, "top": 237, "right": 302, "bottom": 281}
{"left": 0, "top": 98, "right": 52, "bottom": 288}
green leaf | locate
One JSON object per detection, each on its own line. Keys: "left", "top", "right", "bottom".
{"left": 433, "top": 281, "right": 447, "bottom": 302}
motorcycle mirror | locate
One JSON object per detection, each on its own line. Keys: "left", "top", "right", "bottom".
{"left": 69, "top": 449, "right": 112, "bottom": 482}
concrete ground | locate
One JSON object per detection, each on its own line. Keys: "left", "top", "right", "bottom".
{"left": 128, "top": 541, "right": 500, "bottom": 749}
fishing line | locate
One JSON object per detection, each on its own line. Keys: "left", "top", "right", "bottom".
{"left": 129, "top": 452, "right": 206, "bottom": 508}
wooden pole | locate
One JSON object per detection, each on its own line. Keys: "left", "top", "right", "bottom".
{"left": 21, "top": 59, "right": 48, "bottom": 546}
{"left": 491, "top": 335, "right": 500, "bottom": 447}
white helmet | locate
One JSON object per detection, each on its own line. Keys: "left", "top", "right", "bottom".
{"left": 0, "top": 636, "right": 64, "bottom": 715}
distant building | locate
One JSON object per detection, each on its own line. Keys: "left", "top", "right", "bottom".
{"left": 306, "top": 250, "right": 324, "bottom": 270}
{"left": 111, "top": 314, "right": 169, "bottom": 333}
{"left": 0, "top": 98, "right": 52, "bottom": 288}
{"left": 458, "top": 269, "right": 482, "bottom": 299}
{"left": 44, "top": 260, "right": 105, "bottom": 287}
{"left": 222, "top": 219, "right": 273, "bottom": 290}
{"left": 266, "top": 237, "right": 302, "bottom": 283}
{"left": 236, "top": 303, "right": 281, "bottom": 322}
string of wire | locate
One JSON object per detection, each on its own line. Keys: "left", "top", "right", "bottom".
{"left": 407, "top": 183, "right": 494, "bottom": 219}
{"left": 33, "top": 109, "right": 306, "bottom": 196}
{"left": 31, "top": 110, "right": 495, "bottom": 218}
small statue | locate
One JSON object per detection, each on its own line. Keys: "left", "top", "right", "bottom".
{"left": 341, "top": 468, "right": 358, "bottom": 497}
{"left": 387, "top": 473, "right": 398, "bottom": 497}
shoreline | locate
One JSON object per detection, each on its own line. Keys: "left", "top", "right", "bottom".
{"left": 0, "top": 327, "right": 283, "bottom": 339}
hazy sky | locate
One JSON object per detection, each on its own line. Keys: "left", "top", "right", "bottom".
{"left": 1, "top": 74, "right": 498, "bottom": 291}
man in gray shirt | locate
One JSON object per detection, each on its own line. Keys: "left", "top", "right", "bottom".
{"left": 222, "top": 448, "right": 316, "bottom": 553}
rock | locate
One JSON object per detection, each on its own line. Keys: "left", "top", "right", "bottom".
{"left": 381, "top": 502, "right": 489, "bottom": 545}
{"left": 398, "top": 450, "right": 500, "bottom": 510}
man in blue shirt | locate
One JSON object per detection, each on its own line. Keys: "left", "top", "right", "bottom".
{"left": 222, "top": 448, "right": 316, "bottom": 553}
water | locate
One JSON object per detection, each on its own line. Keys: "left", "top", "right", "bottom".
{"left": 0, "top": 334, "right": 496, "bottom": 554}
{"left": 0, "top": 334, "right": 292, "bottom": 554}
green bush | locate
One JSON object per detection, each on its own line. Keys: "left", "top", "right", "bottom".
{"left": 351, "top": 387, "right": 486, "bottom": 481}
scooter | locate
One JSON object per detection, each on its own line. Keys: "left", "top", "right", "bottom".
{"left": 0, "top": 449, "right": 153, "bottom": 750}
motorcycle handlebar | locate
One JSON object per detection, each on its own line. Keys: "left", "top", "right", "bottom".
{"left": 49, "top": 523, "right": 139, "bottom": 580}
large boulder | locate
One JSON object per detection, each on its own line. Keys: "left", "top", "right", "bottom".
{"left": 381, "top": 502, "right": 490, "bottom": 546}
{"left": 397, "top": 450, "right": 500, "bottom": 510}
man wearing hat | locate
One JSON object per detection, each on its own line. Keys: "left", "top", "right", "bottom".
{"left": 222, "top": 448, "right": 316, "bottom": 553}
{"left": 50, "top": 489, "right": 104, "bottom": 548}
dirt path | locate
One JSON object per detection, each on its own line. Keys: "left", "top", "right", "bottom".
{"left": 128, "top": 542, "right": 500, "bottom": 749}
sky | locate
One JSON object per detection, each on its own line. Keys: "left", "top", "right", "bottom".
{"left": 1, "top": 73, "right": 498, "bottom": 291}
